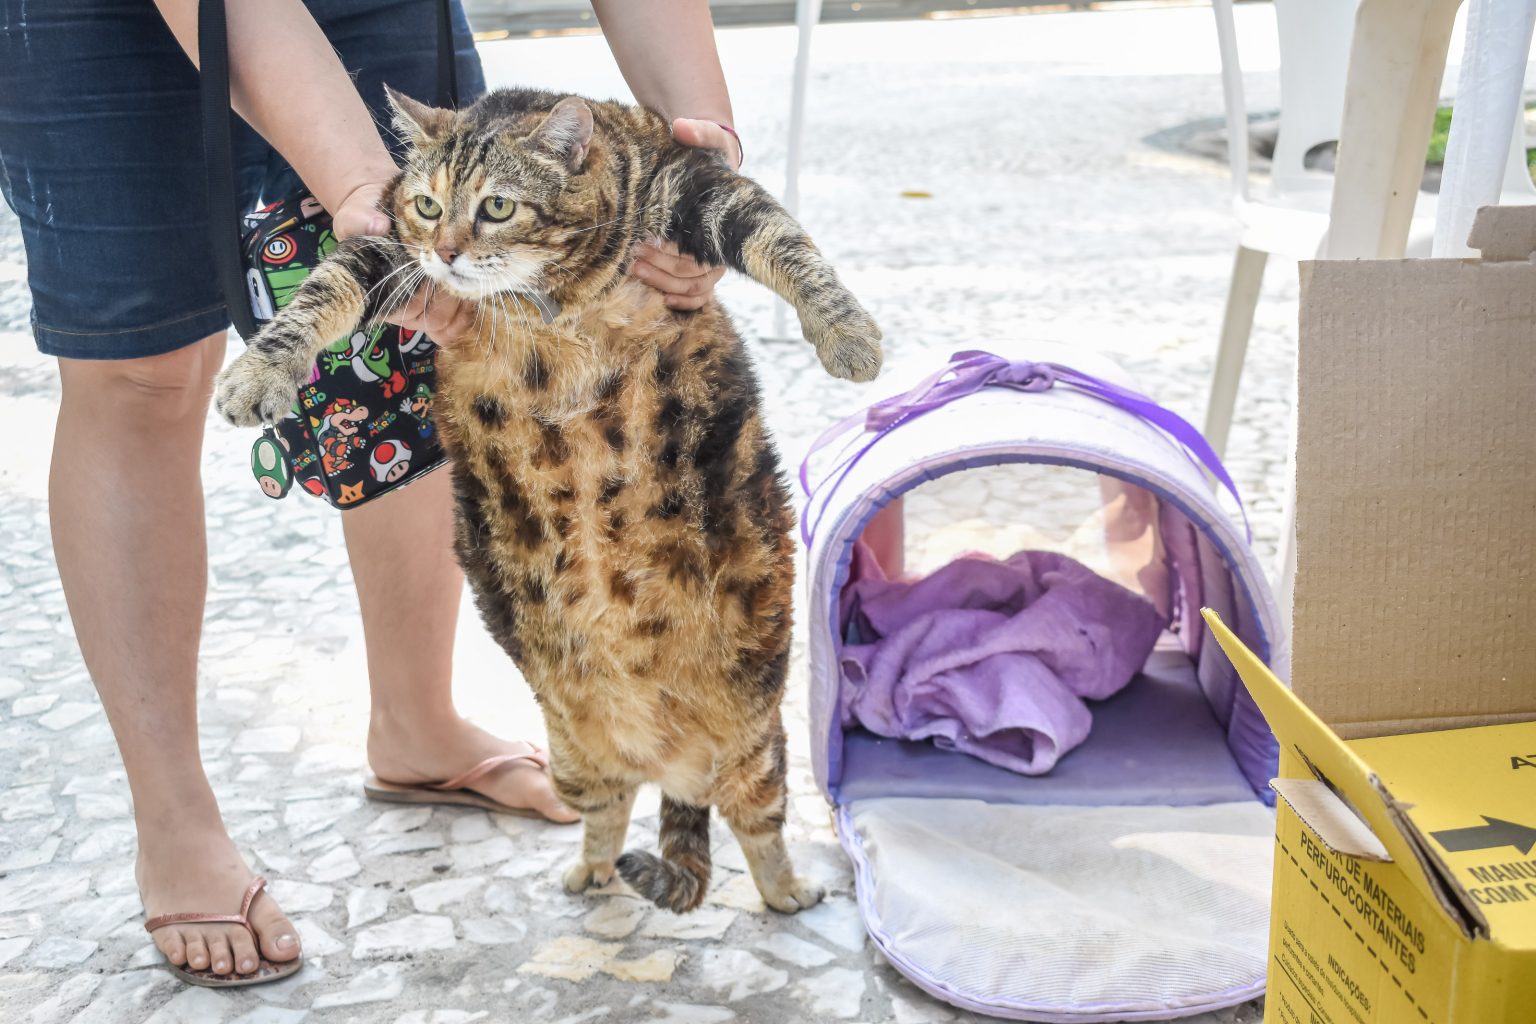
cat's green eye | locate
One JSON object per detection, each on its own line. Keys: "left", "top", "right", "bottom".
{"left": 481, "top": 196, "right": 515, "bottom": 222}
{"left": 414, "top": 195, "right": 442, "bottom": 219}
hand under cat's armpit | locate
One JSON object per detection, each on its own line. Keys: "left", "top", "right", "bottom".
{"left": 330, "top": 179, "right": 480, "bottom": 346}
{"left": 629, "top": 239, "right": 725, "bottom": 311}
{"left": 330, "top": 181, "right": 479, "bottom": 348}
{"left": 388, "top": 285, "right": 478, "bottom": 346}
{"left": 625, "top": 117, "right": 740, "bottom": 311}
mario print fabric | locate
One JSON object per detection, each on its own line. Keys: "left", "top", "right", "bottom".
{"left": 243, "top": 192, "right": 446, "bottom": 509}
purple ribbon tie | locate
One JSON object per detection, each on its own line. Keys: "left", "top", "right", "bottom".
{"left": 798, "top": 349, "right": 1250, "bottom": 546}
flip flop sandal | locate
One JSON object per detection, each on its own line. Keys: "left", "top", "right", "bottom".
{"left": 144, "top": 876, "right": 302, "bottom": 988}
{"left": 363, "top": 748, "right": 574, "bottom": 822}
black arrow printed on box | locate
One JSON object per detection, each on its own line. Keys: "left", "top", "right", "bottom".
{"left": 1430, "top": 817, "right": 1536, "bottom": 856}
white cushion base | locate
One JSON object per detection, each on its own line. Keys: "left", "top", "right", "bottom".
{"left": 840, "top": 798, "right": 1274, "bottom": 1022}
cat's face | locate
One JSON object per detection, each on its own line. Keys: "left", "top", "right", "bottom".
{"left": 385, "top": 90, "right": 599, "bottom": 301}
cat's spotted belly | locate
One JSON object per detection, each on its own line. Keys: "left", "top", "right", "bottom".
{"left": 493, "top": 488, "right": 776, "bottom": 690}
{"left": 438, "top": 286, "right": 796, "bottom": 811}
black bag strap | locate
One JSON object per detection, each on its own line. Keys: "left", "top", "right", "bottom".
{"left": 436, "top": 0, "right": 461, "bottom": 117}
{"left": 198, "top": 0, "right": 258, "bottom": 340}
{"left": 199, "top": 0, "right": 459, "bottom": 340}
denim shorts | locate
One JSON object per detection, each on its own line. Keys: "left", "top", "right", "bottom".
{"left": 0, "top": 0, "right": 485, "bottom": 360}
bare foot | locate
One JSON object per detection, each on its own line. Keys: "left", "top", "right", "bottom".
{"left": 368, "top": 713, "right": 580, "bottom": 824}
{"left": 137, "top": 818, "right": 300, "bottom": 977}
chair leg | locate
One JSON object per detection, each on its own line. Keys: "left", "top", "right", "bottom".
{"left": 1203, "top": 244, "right": 1268, "bottom": 462}
{"left": 1326, "top": 0, "right": 1461, "bottom": 259}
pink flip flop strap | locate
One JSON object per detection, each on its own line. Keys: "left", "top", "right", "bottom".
{"left": 428, "top": 749, "right": 549, "bottom": 793}
{"left": 144, "top": 875, "right": 268, "bottom": 938}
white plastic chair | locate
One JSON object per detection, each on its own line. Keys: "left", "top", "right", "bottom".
{"left": 1203, "top": 0, "right": 1536, "bottom": 460}
{"left": 1434, "top": 0, "right": 1536, "bottom": 256}
{"left": 771, "top": 0, "right": 825, "bottom": 340}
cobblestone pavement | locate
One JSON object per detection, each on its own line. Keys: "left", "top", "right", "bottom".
{"left": 0, "top": 7, "right": 1302, "bottom": 1023}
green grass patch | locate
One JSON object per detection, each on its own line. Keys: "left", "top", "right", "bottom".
{"left": 1427, "top": 106, "right": 1454, "bottom": 165}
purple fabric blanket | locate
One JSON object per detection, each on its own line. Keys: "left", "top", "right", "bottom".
{"left": 839, "top": 549, "right": 1169, "bottom": 775}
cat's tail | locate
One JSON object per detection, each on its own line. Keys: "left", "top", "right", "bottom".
{"left": 616, "top": 797, "right": 711, "bottom": 913}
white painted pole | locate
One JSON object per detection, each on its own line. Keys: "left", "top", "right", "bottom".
{"left": 773, "top": 0, "right": 824, "bottom": 339}
{"left": 1432, "top": 0, "right": 1536, "bottom": 257}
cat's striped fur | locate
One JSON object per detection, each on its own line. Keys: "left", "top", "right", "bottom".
{"left": 215, "top": 88, "right": 882, "bottom": 914}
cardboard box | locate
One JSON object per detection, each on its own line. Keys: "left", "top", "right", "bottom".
{"left": 1205, "top": 205, "right": 1536, "bottom": 1024}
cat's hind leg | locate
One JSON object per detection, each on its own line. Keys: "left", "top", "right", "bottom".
{"left": 715, "top": 719, "right": 824, "bottom": 914}
{"left": 215, "top": 236, "right": 407, "bottom": 427}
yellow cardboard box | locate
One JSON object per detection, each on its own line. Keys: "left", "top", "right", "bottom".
{"left": 1205, "top": 206, "right": 1536, "bottom": 1024}
{"left": 1206, "top": 615, "right": 1535, "bottom": 1024}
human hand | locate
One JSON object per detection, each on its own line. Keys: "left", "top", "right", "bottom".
{"left": 331, "top": 181, "right": 394, "bottom": 240}
{"left": 630, "top": 238, "right": 726, "bottom": 312}
{"left": 332, "top": 181, "right": 477, "bottom": 346}
{"left": 628, "top": 117, "right": 743, "bottom": 311}
{"left": 671, "top": 117, "right": 742, "bottom": 172}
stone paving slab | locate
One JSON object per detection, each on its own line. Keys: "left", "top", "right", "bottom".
{"left": 0, "top": 7, "right": 1296, "bottom": 1022}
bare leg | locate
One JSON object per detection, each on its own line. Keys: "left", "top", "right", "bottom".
{"left": 348, "top": 469, "right": 576, "bottom": 823}
{"left": 51, "top": 335, "right": 298, "bottom": 977}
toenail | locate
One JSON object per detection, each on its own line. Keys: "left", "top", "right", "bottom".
{"left": 240, "top": 958, "right": 255, "bottom": 973}
{"left": 214, "top": 960, "right": 228, "bottom": 972}
{"left": 275, "top": 933, "right": 297, "bottom": 952}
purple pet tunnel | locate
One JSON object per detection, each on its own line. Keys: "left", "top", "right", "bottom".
{"left": 801, "top": 345, "right": 1286, "bottom": 1022}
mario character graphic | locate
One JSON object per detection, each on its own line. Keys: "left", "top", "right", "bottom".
{"left": 315, "top": 396, "right": 371, "bottom": 476}
{"left": 398, "top": 328, "right": 435, "bottom": 358}
{"left": 245, "top": 267, "right": 276, "bottom": 322}
{"left": 400, "top": 382, "right": 435, "bottom": 440}
{"left": 245, "top": 193, "right": 339, "bottom": 319}
{"left": 324, "top": 328, "right": 407, "bottom": 398}
{"left": 250, "top": 434, "right": 292, "bottom": 499}
{"left": 369, "top": 439, "right": 412, "bottom": 484}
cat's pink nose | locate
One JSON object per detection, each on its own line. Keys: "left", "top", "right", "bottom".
{"left": 435, "top": 247, "right": 460, "bottom": 265}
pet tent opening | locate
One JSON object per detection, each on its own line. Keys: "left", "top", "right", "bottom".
{"left": 802, "top": 348, "right": 1286, "bottom": 1022}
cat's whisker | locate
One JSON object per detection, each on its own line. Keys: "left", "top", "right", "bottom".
{"left": 505, "top": 292, "right": 536, "bottom": 353}
{"left": 470, "top": 280, "right": 488, "bottom": 333}
{"left": 562, "top": 203, "right": 667, "bottom": 238}
{"left": 375, "top": 265, "right": 433, "bottom": 331}
{"left": 377, "top": 265, "right": 429, "bottom": 321}
{"left": 501, "top": 290, "right": 530, "bottom": 342}
{"left": 363, "top": 259, "right": 426, "bottom": 314}
{"left": 540, "top": 262, "right": 580, "bottom": 286}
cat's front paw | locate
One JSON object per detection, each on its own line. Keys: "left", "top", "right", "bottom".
{"left": 563, "top": 859, "right": 615, "bottom": 895}
{"left": 804, "top": 306, "right": 883, "bottom": 383}
{"left": 214, "top": 347, "right": 307, "bottom": 428}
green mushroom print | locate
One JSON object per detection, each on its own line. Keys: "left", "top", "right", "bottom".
{"left": 250, "top": 434, "right": 293, "bottom": 499}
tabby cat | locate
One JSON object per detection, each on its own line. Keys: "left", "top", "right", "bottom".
{"left": 215, "top": 87, "right": 882, "bottom": 914}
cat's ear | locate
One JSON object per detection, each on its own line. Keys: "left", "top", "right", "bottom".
{"left": 532, "top": 97, "right": 594, "bottom": 172}
{"left": 385, "top": 85, "right": 454, "bottom": 147}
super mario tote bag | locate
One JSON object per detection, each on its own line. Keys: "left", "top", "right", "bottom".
{"left": 242, "top": 193, "right": 445, "bottom": 508}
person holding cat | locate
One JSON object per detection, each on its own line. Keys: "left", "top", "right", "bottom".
{"left": 0, "top": 0, "right": 743, "bottom": 988}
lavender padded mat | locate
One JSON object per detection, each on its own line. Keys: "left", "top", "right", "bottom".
{"left": 833, "top": 648, "right": 1258, "bottom": 807}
